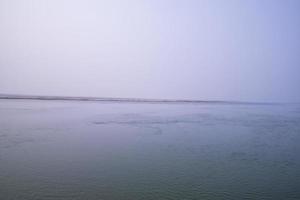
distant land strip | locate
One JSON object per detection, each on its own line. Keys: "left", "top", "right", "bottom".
{"left": 0, "top": 94, "right": 279, "bottom": 105}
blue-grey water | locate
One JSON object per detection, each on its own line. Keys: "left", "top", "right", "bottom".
{"left": 0, "top": 99, "right": 300, "bottom": 200}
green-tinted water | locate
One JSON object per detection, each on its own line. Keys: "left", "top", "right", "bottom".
{"left": 1, "top": 100, "right": 300, "bottom": 199}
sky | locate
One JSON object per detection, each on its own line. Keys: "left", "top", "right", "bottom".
{"left": 0, "top": 0, "right": 299, "bottom": 102}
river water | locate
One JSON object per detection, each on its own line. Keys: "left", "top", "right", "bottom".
{"left": 0, "top": 99, "right": 300, "bottom": 199}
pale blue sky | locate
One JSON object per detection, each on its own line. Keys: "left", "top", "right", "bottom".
{"left": 0, "top": 0, "right": 299, "bottom": 102}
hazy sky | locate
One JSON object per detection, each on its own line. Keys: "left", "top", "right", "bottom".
{"left": 0, "top": 0, "right": 299, "bottom": 102}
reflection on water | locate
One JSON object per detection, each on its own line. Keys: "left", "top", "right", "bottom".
{"left": 0, "top": 100, "right": 300, "bottom": 199}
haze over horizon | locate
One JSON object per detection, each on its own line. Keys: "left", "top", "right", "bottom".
{"left": 1, "top": 0, "right": 300, "bottom": 103}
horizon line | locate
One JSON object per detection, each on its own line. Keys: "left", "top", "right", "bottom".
{"left": 0, "top": 93, "right": 283, "bottom": 105}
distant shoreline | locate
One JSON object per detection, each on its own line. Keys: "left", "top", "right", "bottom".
{"left": 0, "top": 94, "right": 279, "bottom": 105}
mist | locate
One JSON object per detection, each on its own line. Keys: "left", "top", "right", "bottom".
{"left": 0, "top": 0, "right": 299, "bottom": 102}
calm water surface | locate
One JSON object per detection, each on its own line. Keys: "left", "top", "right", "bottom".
{"left": 0, "top": 100, "right": 300, "bottom": 199}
